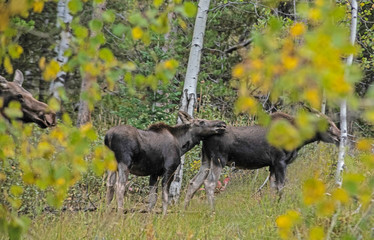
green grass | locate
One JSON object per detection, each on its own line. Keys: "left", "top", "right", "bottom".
{"left": 7, "top": 144, "right": 373, "bottom": 240}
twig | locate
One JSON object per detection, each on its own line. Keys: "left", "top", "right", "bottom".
{"left": 256, "top": 174, "right": 270, "bottom": 193}
{"left": 224, "top": 38, "right": 252, "bottom": 54}
{"left": 326, "top": 203, "right": 341, "bottom": 240}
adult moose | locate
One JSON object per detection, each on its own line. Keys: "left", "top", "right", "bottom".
{"left": 0, "top": 70, "right": 56, "bottom": 128}
{"left": 184, "top": 110, "right": 341, "bottom": 210}
{"left": 105, "top": 111, "right": 226, "bottom": 215}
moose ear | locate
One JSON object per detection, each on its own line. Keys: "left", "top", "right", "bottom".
{"left": 178, "top": 111, "right": 193, "bottom": 123}
{"left": 13, "top": 70, "right": 24, "bottom": 86}
{"left": 0, "top": 76, "right": 7, "bottom": 88}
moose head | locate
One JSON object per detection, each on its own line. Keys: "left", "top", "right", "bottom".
{"left": 301, "top": 104, "right": 341, "bottom": 146}
{"left": 178, "top": 111, "right": 227, "bottom": 137}
{"left": 0, "top": 70, "right": 56, "bottom": 128}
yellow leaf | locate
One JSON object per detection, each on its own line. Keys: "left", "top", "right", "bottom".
{"left": 43, "top": 60, "right": 60, "bottom": 81}
{"left": 282, "top": 55, "right": 299, "bottom": 70}
{"left": 132, "top": 27, "right": 143, "bottom": 40}
{"left": 251, "top": 59, "right": 263, "bottom": 70}
{"left": 332, "top": 188, "right": 350, "bottom": 204}
{"left": 56, "top": 178, "right": 66, "bottom": 186}
{"left": 276, "top": 215, "right": 292, "bottom": 229}
{"left": 364, "top": 110, "right": 374, "bottom": 123}
{"left": 232, "top": 64, "right": 245, "bottom": 78}
{"left": 316, "top": 198, "right": 335, "bottom": 216}
{"left": 356, "top": 139, "right": 373, "bottom": 152}
{"left": 0, "top": 11, "right": 10, "bottom": 31}
{"left": 33, "top": 1, "right": 44, "bottom": 13}
{"left": 304, "top": 88, "right": 320, "bottom": 109}
{"left": 83, "top": 62, "right": 100, "bottom": 76}
{"left": 164, "top": 59, "right": 178, "bottom": 70}
{"left": 308, "top": 226, "right": 324, "bottom": 240}
{"left": 107, "top": 159, "right": 117, "bottom": 171}
{"left": 235, "top": 96, "right": 258, "bottom": 114}
{"left": 178, "top": 17, "right": 187, "bottom": 30}
{"left": 290, "top": 23, "right": 306, "bottom": 37}
{"left": 4, "top": 56, "right": 13, "bottom": 74}
{"left": 250, "top": 73, "right": 261, "bottom": 85}
{"left": 359, "top": 191, "right": 372, "bottom": 208}
{"left": 39, "top": 57, "right": 46, "bottom": 70}
{"left": 303, "top": 178, "right": 325, "bottom": 205}
{"left": 309, "top": 8, "right": 321, "bottom": 22}
{"left": 276, "top": 210, "right": 300, "bottom": 239}
{"left": 10, "top": 0, "right": 28, "bottom": 15}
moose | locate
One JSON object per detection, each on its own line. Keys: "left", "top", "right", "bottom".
{"left": 104, "top": 111, "right": 226, "bottom": 214}
{"left": 0, "top": 70, "right": 56, "bottom": 128}
{"left": 184, "top": 111, "right": 341, "bottom": 210}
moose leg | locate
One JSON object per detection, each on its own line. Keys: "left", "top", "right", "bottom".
{"left": 116, "top": 161, "right": 129, "bottom": 212}
{"left": 148, "top": 174, "right": 159, "bottom": 211}
{"left": 184, "top": 156, "right": 210, "bottom": 209}
{"left": 274, "top": 160, "right": 287, "bottom": 193}
{"left": 269, "top": 167, "right": 276, "bottom": 190}
{"left": 161, "top": 165, "right": 178, "bottom": 215}
{"left": 106, "top": 170, "right": 117, "bottom": 206}
{"left": 204, "top": 159, "right": 223, "bottom": 211}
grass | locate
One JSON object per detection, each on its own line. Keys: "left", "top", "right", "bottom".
{"left": 2, "top": 143, "right": 372, "bottom": 240}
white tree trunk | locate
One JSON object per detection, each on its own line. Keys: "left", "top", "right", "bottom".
{"left": 336, "top": 0, "right": 358, "bottom": 186}
{"left": 169, "top": 0, "right": 211, "bottom": 203}
{"left": 321, "top": 90, "right": 326, "bottom": 114}
{"left": 49, "top": 0, "right": 72, "bottom": 104}
{"left": 76, "top": 1, "right": 106, "bottom": 127}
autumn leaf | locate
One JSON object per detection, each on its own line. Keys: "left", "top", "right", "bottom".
{"left": 303, "top": 178, "right": 325, "bottom": 205}
{"left": 33, "top": 1, "right": 44, "bottom": 13}
{"left": 232, "top": 64, "right": 245, "bottom": 78}
{"left": 43, "top": 60, "right": 60, "bottom": 81}
{"left": 267, "top": 120, "right": 302, "bottom": 151}
{"left": 4, "top": 56, "right": 13, "bottom": 74}
{"left": 290, "top": 23, "right": 306, "bottom": 36}
{"left": 132, "top": 27, "right": 143, "bottom": 40}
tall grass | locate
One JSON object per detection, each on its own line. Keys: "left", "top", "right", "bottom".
{"left": 17, "top": 143, "right": 372, "bottom": 240}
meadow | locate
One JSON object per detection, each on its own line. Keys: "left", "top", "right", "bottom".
{"left": 16, "top": 144, "right": 372, "bottom": 240}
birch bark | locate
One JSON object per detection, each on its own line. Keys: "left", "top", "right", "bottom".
{"left": 76, "top": 1, "right": 106, "bottom": 127}
{"left": 169, "top": 0, "right": 211, "bottom": 202}
{"left": 49, "top": 0, "right": 72, "bottom": 111}
{"left": 336, "top": 0, "right": 358, "bottom": 186}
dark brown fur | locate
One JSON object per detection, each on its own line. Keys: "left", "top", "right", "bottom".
{"left": 105, "top": 111, "right": 226, "bottom": 214}
{"left": 185, "top": 112, "right": 341, "bottom": 210}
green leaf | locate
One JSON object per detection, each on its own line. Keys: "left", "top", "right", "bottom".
{"left": 8, "top": 44, "right": 23, "bottom": 59}
{"left": 89, "top": 19, "right": 103, "bottom": 32}
{"left": 129, "top": 13, "right": 148, "bottom": 27}
{"left": 267, "top": 120, "right": 302, "bottom": 151}
{"left": 343, "top": 173, "right": 365, "bottom": 195}
{"left": 102, "top": 10, "right": 116, "bottom": 23}
{"left": 112, "top": 23, "right": 126, "bottom": 36}
{"left": 68, "top": 0, "right": 83, "bottom": 14}
{"left": 4, "top": 101, "right": 23, "bottom": 119}
{"left": 73, "top": 26, "right": 88, "bottom": 39}
{"left": 183, "top": 2, "right": 197, "bottom": 18}
{"left": 99, "top": 48, "right": 114, "bottom": 62}
{"left": 153, "top": 0, "right": 163, "bottom": 8}
{"left": 10, "top": 185, "right": 23, "bottom": 196}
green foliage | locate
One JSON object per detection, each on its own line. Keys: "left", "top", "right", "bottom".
{"left": 0, "top": 0, "right": 373, "bottom": 239}
{"left": 0, "top": 108, "right": 116, "bottom": 239}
